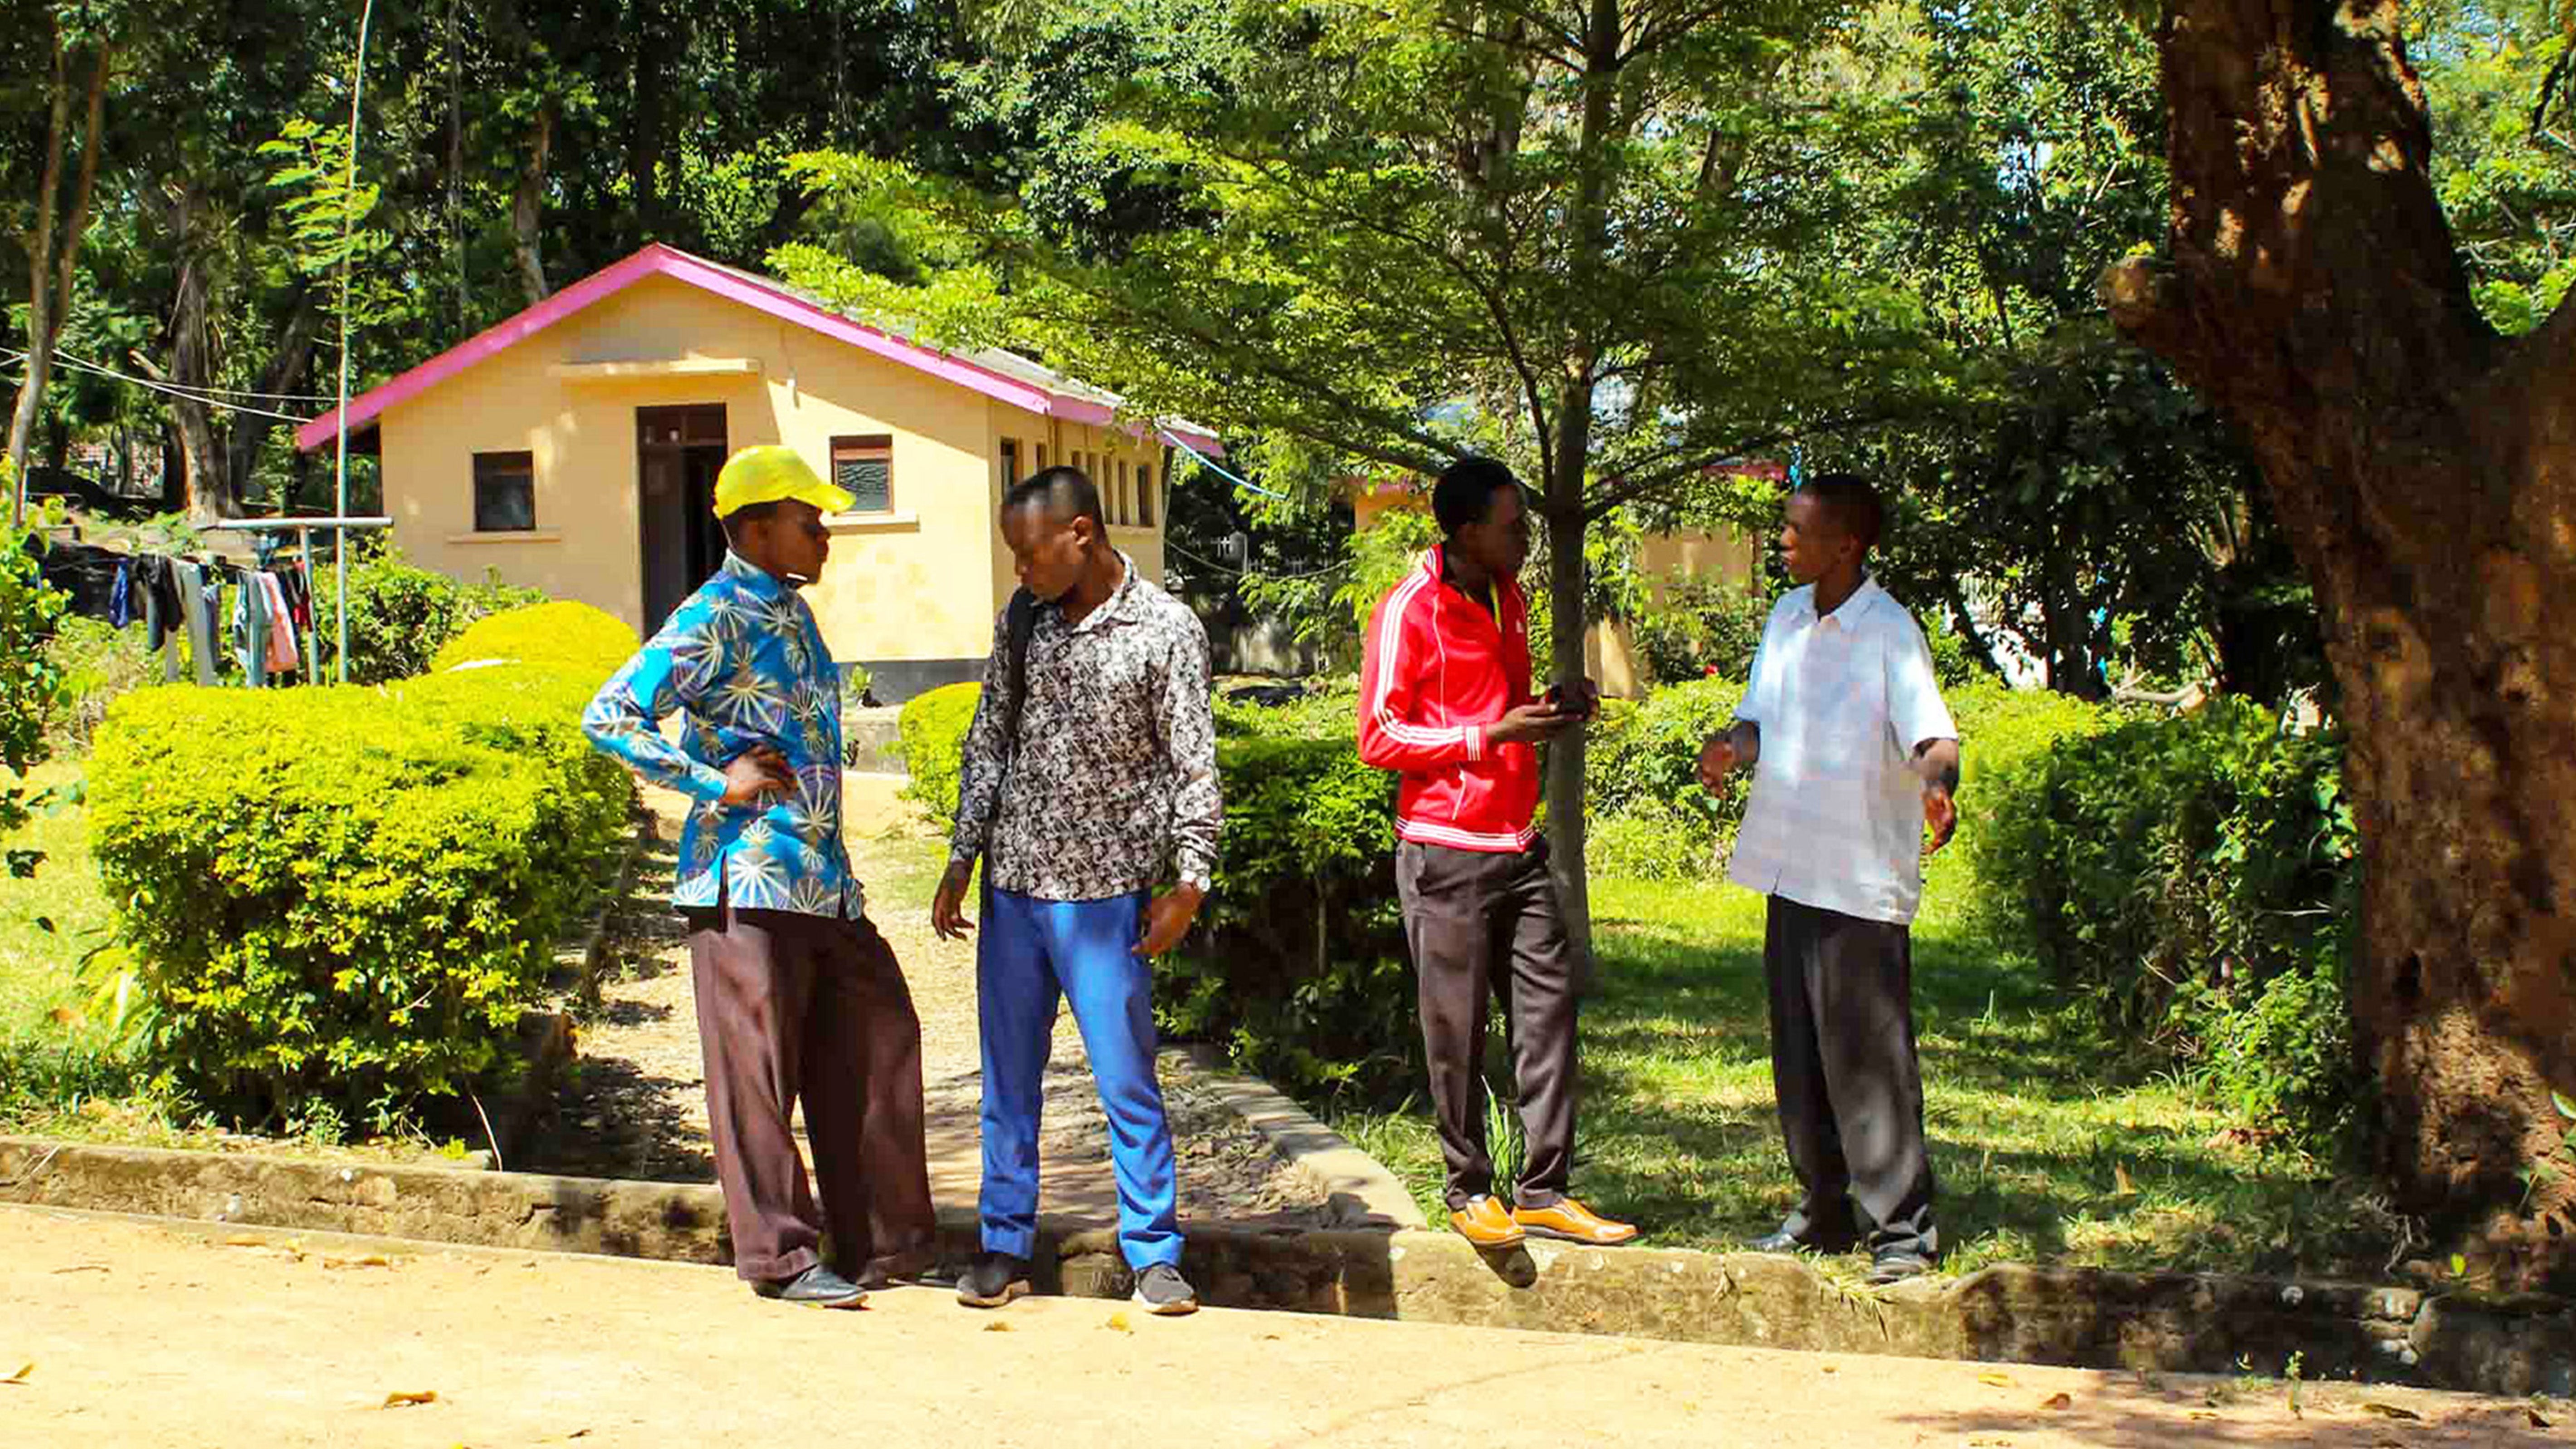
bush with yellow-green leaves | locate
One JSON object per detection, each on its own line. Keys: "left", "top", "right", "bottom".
{"left": 88, "top": 601, "right": 638, "bottom": 1132}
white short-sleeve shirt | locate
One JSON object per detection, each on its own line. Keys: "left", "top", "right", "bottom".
{"left": 1727, "top": 578, "right": 1958, "bottom": 926}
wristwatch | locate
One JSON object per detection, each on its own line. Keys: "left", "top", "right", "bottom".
{"left": 1179, "top": 870, "right": 1213, "bottom": 895}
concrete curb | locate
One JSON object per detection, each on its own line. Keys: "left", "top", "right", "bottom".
{"left": 3, "top": 1134, "right": 2566, "bottom": 1397}
{"left": 1170, "top": 1045, "right": 1429, "bottom": 1230}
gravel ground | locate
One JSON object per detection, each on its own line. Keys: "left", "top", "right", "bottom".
{"left": 522, "top": 785, "right": 1332, "bottom": 1226}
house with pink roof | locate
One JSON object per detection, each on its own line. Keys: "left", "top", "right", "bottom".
{"left": 296, "top": 243, "right": 1221, "bottom": 700}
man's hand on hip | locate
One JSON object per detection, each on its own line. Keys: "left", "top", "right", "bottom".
{"left": 1134, "top": 883, "right": 1206, "bottom": 957}
{"left": 931, "top": 859, "right": 977, "bottom": 941}
{"left": 719, "top": 746, "right": 795, "bottom": 808}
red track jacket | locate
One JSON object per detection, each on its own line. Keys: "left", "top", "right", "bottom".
{"left": 1357, "top": 546, "right": 1540, "bottom": 853}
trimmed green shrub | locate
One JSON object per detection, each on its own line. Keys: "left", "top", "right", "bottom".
{"left": 1580, "top": 677, "right": 1749, "bottom": 879}
{"left": 1212, "top": 676, "right": 1361, "bottom": 741}
{"left": 3, "top": 504, "right": 73, "bottom": 879}
{"left": 896, "top": 682, "right": 981, "bottom": 829}
{"left": 1156, "top": 733, "right": 1412, "bottom": 1101}
{"left": 429, "top": 599, "right": 639, "bottom": 677}
{"left": 1970, "top": 697, "right": 2360, "bottom": 1151}
{"left": 326, "top": 543, "right": 546, "bottom": 684}
{"left": 1628, "top": 575, "right": 1771, "bottom": 687}
{"left": 87, "top": 614, "right": 635, "bottom": 1130}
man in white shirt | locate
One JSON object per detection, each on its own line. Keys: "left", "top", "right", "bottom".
{"left": 1698, "top": 473, "right": 1961, "bottom": 1284}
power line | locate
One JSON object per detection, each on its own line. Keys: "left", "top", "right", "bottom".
{"left": 1159, "top": 426, "right": 1290, "bottom": 500}
{"left": 1166, "top": 537, "right": 1351, "bottom": 582}
{"left": 0, "top": 349, "right": 316, "bottom": 423}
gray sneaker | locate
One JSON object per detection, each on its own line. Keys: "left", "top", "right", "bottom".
{"left": 1132, "top": 1262, "right": 1198, "bottom": 1316}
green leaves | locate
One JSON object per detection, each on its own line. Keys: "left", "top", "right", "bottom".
{"left": 86, "top": 603, "right": 636, "bottom": 1126}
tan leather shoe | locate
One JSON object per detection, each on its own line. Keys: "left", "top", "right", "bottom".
{"left": 1514, "top": 1197, "right": 1639, "bottom": 1245}
{"left": 1448, "top": 1194, "right": 1527, "bottom": 1249}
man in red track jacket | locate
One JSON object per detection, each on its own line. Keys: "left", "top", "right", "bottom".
{"left": 1359, "top": 457, "right": 1639, "bottom": 1251}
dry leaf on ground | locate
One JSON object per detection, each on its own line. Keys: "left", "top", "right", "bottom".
{"left": 1105, "top": 1311, "right": 1134, "bottom": 1334}
{"left": 982, "top": 1321, "right": 1014, "bottom": 1333}
{"left": 324, "top": 1254, "right": 392, "bottom": 1270}
{"left": 2040, "top": 1393, "right": 2072, "bottom": 1410}
{"left": 2361, "top": 1402, "right": 2423, "bottom": 1421}
{"left": 3, "top": 1362, "right": 32, "bottom": 1386}
{"left": 381, "top": 1390, "right": 437, "bottom": 1409}
{"left": 1976, "top": 1371, "right": 2013, "bottom": 1387}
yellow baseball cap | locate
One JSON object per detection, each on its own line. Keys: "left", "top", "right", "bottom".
{"left": 712, "top": 444, "right": 854, "bottom": 519}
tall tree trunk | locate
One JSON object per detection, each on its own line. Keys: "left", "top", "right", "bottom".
{"left": 513, "top": 102, "right": 554, "bottom": 306}
{"left": 1538, "top": 0, "right": 1628, "bottom": 985}
{"left": 2104, "top": 0, "right": 2576, "bottom": 1283}
{"left": 221, "top": 290, "right": 322, "bottom": 508}
{"left": 7, "top": 33, "right": 70, "bottom": 499}
{"left": 149, "top": 190, "right": 227, "bottom": 522}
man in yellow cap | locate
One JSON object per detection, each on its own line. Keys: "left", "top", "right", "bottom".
{"left": 584, "top": 443, "right": 935, "bottom": 1308}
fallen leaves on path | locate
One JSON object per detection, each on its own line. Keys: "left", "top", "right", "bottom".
{"left": 1976, "top": 1371, "right": 2012, "bottom": 1388}
{"left": 380, "top": 1390, "right": 437, "bottom": 1409}
{"left": 323, "top": 1254, "right": 393, "bottom": 1270}
{"left": 2361, "top": 1402, "right": 2424, "bottom": 1421}
{"left": 1104, "top": 1311, "right": 1133, "bottom": 1334}
{"left": 2039, "top": 1393, "right": 2071, "bottom": 1410}
{"left": 4, "top": 1362, "right": 32, "bottom": 1386}
{"left": 982, "top": 1321, "right": 1014, "bottom": 1333}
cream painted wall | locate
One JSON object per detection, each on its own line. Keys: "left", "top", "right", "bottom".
{"left": 373, "top": 273, "right": 1177, "bottom": 667}
{"left": 981, "top": 409, "right": 1171, "bottom": 614}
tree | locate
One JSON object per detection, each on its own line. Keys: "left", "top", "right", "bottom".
{"left": 4, "top": 3, "right": 117, "bottom": 509}
{"left": 2103, "top": 0, "right": 2576, "bottom": 1279}
{"left": 775, "top": 0, "right": 1939, "bottom": 962}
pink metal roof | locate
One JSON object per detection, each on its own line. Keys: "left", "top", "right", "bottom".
{"left": 293, "top": 243, "right": 1224, "bottom": 455}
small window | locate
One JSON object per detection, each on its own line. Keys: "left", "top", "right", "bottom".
{"left": 1137, "top": 465, "right": 1156, "bottom": 527}
{"left": 473, "top": 451, "right": 535, "bottom": 532}
{"left": 1000, "top": 438, "right": 1020, "bottom": 488}
{"left": 1117, "top": 459, "right": 1133, "bottom": 526}
{"left": 830, "top": 434, "right": 894, "bottom": 514}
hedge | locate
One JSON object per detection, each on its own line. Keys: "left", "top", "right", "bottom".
{"left": 87, "top": 602, "right": 637, "bottom": 1128}
{"left": 429, "top": 599, "right": 645, "bottom": 675}
{"left": 896, "top": 681, "right": 982, "bottom": 829}
{"left": 1161, "top": 735, "right": 1410, "bottom": 1099}
{"left": 1968, "top": 696, "right": 2361, "bottom": 1151}
{"left": 326, "top": 542, "right": 546, "bottom": 684}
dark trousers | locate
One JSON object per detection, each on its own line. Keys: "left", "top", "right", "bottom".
{"left": 1396, "top": 838, "right": 1579, "bottom": 1211}
{"left": 682, "top": 903, "right": 936, "bottom": 1283}
{"left": 1764, "top": 895, "right": 1938, "bottom": 1258}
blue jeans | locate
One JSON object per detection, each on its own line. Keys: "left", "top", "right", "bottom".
{"left": 976, "top": 888, "right": 1181, "bottom": 1268}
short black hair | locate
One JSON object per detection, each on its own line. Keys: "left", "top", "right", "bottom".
{"left": 721, "top": 499, "right": 781, "bottom": 544}
{"left": 1432, "top": 456, "right": 1524, "bottom": 535}
{"left": 1003, "top": 465, "right": 1107, "bottom": 535}
{"left": 1795, "top": 472, "right": 1884, "bottom": 552}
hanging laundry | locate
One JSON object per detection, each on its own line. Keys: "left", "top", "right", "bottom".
{"left": 258, "top": 572, "right": 298, "bottom": 675}
{"left": 172, "top": 560, "right": 220, "bottom": 687}
{"left": 107, "top": 559, "right": 133, "bottom": 629}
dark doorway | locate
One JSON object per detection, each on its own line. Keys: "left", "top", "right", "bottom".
{"left": 638, "top": 405, "right": 730, "bottom": 636}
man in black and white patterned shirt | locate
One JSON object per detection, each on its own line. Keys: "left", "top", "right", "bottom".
{"left": 931, "top": 465, "right": 1221, "bottom": 1317}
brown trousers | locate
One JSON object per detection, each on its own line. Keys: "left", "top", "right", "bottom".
{"left": 1395, "top": 838, "right": 1580, "bottom": 1211}
{"left": 682, "top": 903, "right": 935, "bottom": 1283}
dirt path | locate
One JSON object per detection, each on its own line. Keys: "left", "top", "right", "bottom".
{"left": 521, "top": 779, "right": 1327, "bottom": 1227}
{"left": 4, "top": 1205, "right": 2558, "bottom": 1449}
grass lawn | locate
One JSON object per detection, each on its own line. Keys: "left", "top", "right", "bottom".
{"left": 1327, "top": 846, "right": 2402, "bottom": 1283}
{"left": 0, "top": 760, "right": 117, "bottom": 1042}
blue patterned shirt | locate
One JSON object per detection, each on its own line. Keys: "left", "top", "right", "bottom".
{"left": 582, "top": 552, "right": 860, "bottom": 918}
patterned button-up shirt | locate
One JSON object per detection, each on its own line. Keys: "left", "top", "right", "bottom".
{"left": 583, "top": 551, "right": 861, "bottom": 919}
{"left": 951, "top": 555, "right": 1221, "bottom": 902}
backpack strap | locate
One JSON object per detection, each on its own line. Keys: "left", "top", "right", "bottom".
{"left": 1003, "top": 586, "right": 1036, "bottom": 754}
